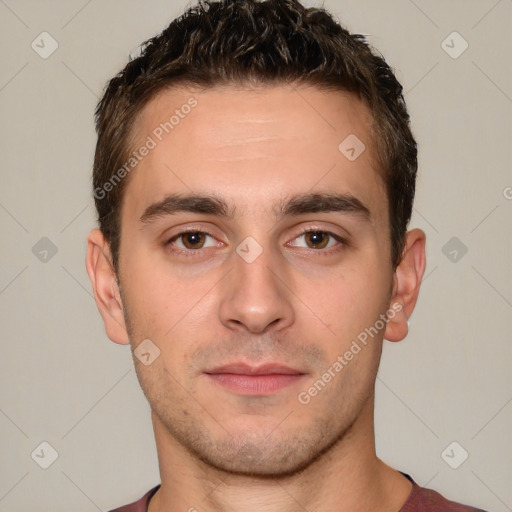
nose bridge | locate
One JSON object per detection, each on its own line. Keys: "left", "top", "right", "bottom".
{"left": 218, "top": 236, "right": 294, "bottom": 333}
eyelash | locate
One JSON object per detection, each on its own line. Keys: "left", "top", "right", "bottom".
{"left": 165, "top": 227, "right": 347, "bottom": 258}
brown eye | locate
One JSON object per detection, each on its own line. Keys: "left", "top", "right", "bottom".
{"left": 288, "top": 230, "right": 343, "bottom": 252}
{"left": 168, "top": 231, "right": 215, "bottom": 250}
{"left": 304, "top": 231, "right": 329, "bottom": 249}
{"left": 179, "top": 232, "right": 207, "bottom": 249}
{"left": 165, "top": 230, "right": 220, "bottom": 257}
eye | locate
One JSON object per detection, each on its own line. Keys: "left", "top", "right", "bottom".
{"left": 288, "top": 230, "right": 343, "bottom": 250}
{"left": 167, "top": 231, "right": 218, "bottom": 250}
{"left": 164, "top": 228, "right": 345, "bottom": 258}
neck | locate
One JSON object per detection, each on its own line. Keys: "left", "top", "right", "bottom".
{"left": 148, "top": 398, "right": 412, "bottom": 512}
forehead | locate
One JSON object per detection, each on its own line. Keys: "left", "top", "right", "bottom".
{"left": 124, "top": 84, "right": 386, "bottom": 222}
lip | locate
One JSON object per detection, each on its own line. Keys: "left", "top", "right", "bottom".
{"left": 204, "top": 362, "right": 306, "bottom": 396}
{"left": 205, "top": 362, "right": 304, "bottom": 376}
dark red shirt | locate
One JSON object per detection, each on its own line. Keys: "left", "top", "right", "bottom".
{"left": 108, "top": 474, "right": 487, "bottom": 511}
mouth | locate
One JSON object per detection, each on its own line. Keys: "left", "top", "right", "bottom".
{"left": 204, "top": 362, "right": 307, "bottom": 396}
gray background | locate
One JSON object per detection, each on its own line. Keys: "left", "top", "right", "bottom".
{"left": 1, "top": 0, "right": 511, "bottom": 511}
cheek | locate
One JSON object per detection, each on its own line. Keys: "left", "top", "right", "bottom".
{"left": 120, "top": 252, "right": 217, "bottom": 350}
{"left": 317, "top": 258, "right": 389, "bottom": 310}
{"left": 311, "top": 261, "right": 392, "bottom": 340}
{"left": 119, "top": 259, "right": 173, "bottom": 338}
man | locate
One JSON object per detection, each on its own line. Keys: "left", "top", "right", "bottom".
{"left": 85, "top": 0, "right": 487, "bottom": 510}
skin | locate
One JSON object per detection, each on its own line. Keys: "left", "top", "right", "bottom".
{"left": 86, "top": 84, "right": 426, "bottom": 512}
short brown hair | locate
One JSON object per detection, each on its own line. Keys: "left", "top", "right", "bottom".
{"left": 93, "top": 0, "right": 417, "bottom": 271}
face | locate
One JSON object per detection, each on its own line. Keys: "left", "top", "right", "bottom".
{"left": 113, "top": 84, "right": 397, "bottom": 476}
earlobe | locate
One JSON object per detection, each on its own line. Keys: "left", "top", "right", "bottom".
{"left": 85, "top": 229, "right": 130, "bottom": 345}
{"left": 384, "top": 228, "right": 426, "bottom": 342}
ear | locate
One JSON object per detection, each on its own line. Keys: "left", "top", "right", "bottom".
{"left": 85, "top": 228, "right": 129, "bottom": 345}
{"left": 384, "top": 228, "right": 426, "bottom": 342}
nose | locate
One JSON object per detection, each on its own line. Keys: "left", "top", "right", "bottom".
{"left": 218, "top": 243, "right": 295, "bottom": 334}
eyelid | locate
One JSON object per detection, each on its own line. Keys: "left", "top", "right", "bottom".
{"left": 287, "top": 227, "right": 346, "bottom": 250}
{"left": 164, "top": 224, "right": 223, "bottom": 242}
{"left": 166, "top": 227, "right": 223, "bottom": 250}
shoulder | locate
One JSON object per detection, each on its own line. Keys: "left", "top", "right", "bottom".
{"left": 401, "top": 476, "right": 488, "bottom": 512}
{"left": 107, "top": 485, "right": 160, "bottom": 512}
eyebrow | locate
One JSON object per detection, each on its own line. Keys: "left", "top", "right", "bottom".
{"left": 139, "top": 191, "right": 371, "bottom": 225}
